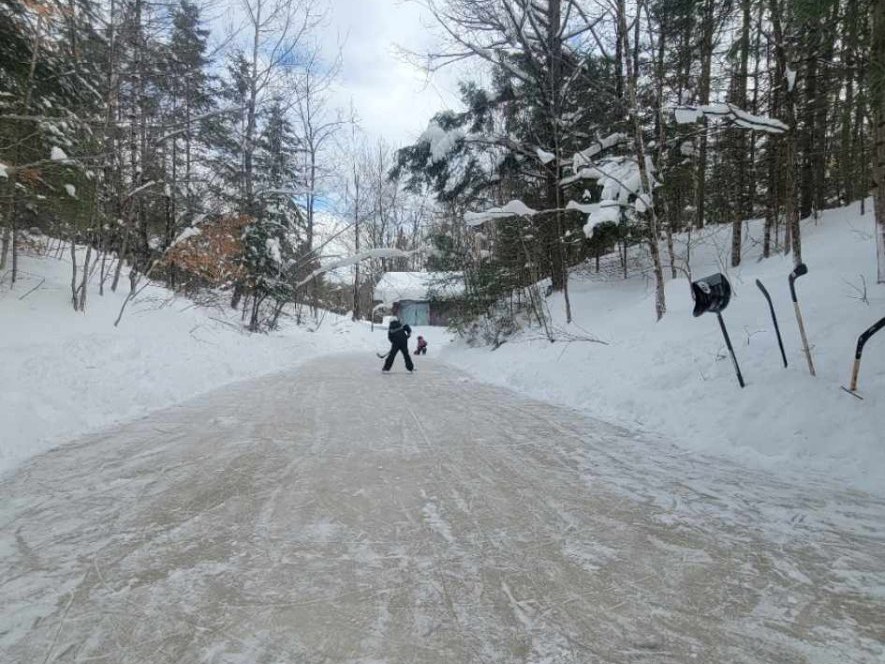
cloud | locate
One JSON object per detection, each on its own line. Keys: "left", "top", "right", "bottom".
{"left": 319, "top": 0, "right": 465, "bottom": 146}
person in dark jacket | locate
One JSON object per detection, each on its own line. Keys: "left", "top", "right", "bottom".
{"left": 382, "top": 317, "right": 414, "bottom": 372}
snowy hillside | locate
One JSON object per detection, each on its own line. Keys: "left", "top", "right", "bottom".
{"left": 0, "top": 244, "right": 380, "bottom": 477}
{"left": 444, "top": 201, "right": 885, "bottom": 494}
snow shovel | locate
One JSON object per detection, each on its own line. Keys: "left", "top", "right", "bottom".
{"left": 756, "top": 279, "right": 788, "bottom": 368}
{"left": 692, "top": 273, "right": 745, "bottom": 388}
{"left": 841, "top": 316, "right": 885, "bottom": 400}
{"left": 788, "top": 263, "right": 815, "bottom": 376}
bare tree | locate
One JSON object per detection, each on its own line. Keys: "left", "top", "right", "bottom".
{"left": 290, "top": 44, "right": 345, "bottom": 257}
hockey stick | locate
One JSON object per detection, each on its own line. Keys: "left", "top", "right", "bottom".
{"left": 841, "top": 316, "right": 885, "bottom": 400}
{"left": 717, "top": 312, "right": 745, "bottom": 388}
{"left": 755, "top": 279, "right": 788, "bottom": 368}
{"left": 788, "top": 263, "right": 816, "bottom": 376}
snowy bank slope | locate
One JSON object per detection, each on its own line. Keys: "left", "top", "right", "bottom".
{"left": 0, "top": 245, "right": 379, "bottom": 476}
{"left": 443, "top": 201, "right": 885, "bottom": 494}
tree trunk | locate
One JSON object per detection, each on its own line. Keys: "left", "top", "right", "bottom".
{"left": 874, "top": 0, "right": 885, "bottom": 282}
{"left": 544, "top": 0, "right": 568, "bottom": 299}
{"left": 70, "top": 239, "right": 79, "bottom": 310}
{"left": 244, "top": 1, "right": 262, "bottom": 218}
{"left": 770, "top": 0, "right": 802, "bottom": 265}
{"left": 231, "top": 283, "right": 243, "bottom": 310}
{"left": 76, "top": 244, "right": 92, "bottom": 311}
{"left": 352, "top": 164, "right": 361, "bottom": 321}
{"left": 842, "top": 0, "right": 859, "bottom": 205}
{"left": 623, "top": 0, "right": 665, "bottom": 319}
{"left": 763, "top": 0, "right": 778, "bottom": 259}
{"left": 0, "top": 225, "right": 10, "bottom": 272}
{"left": 654, "top": 10, "right": 677, "bottom": 279}
{"left": 731, "top": 0, "right": 751, "bottom": 267}
{"left": 695, "top": 0, "right": 716, "bottom": 229}
{"left": 799, "top": 37, "right": 819, "bottom": 220}
{"left": 112, "top": 233, "right": 127, "bottom": 292}
{"left": 11, "top": 221, "right": 18, "bottom": 285}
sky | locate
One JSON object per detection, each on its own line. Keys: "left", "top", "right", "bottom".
{"left": 208, "top": 0, "right": 469, "bottom": 147}
{"left": 319, "top": 0, "right": 465, "bottom": 146}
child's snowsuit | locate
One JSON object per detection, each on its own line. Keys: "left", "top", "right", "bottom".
{"left": 415, "top": 336, "right": 428, "bottom": 355}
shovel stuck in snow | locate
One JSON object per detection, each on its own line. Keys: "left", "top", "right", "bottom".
{"left": 788, "top": 263, "right": 816, "bottom": 377}
{"left": 841, "top": 316, "right": 885, "bottom": 400}
{"left": 691, "top": 273, "right": 745, "bottom": 388}
{"left": 756, "top": 279, "right": 788, "bottom": 368}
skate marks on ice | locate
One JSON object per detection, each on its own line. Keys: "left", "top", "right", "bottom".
{"left": 0, "top": 354, "right": 883, "bottom": 663}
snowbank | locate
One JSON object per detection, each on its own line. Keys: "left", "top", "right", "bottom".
{"left": 443, "top": 201, "right": 885, "bottom": 495}
{"left": 0, "top": 246, "right": 380, "bottom": 477}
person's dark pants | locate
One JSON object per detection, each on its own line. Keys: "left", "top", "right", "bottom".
{"left": 383, "top": 342, "right": 414, "bottom": 371}
{"left": 415, "top": 347, "right": 427, "bottom": 355}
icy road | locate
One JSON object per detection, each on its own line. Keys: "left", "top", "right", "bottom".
{"left": 1, "top": 355, "right": 883, "bottom": 663}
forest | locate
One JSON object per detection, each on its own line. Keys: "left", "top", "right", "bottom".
{"left": 2, "top": 0, "right": 883, "bottom": 331}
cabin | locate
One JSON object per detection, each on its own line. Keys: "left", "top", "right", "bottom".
{"left": 373, "top": 272, "right": 464, "bottom": 326}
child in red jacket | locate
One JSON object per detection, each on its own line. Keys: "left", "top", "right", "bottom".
{"left": 415, "top": 335, "right": 428, "bottom": 355}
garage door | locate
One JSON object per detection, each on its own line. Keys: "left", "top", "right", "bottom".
{"left": 399, "top": 301, "right": 430, "bottom": 326}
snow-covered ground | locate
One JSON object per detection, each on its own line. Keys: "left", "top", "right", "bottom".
{"left": 444, "top": 201, "right": 885, "bottom": 495}
{"left": 0, "top": 244, "right": 382, "bottom": 477}
{"left": 3, "top": 355, "right": 882, "bottom": 662}
{"left": 3, "top": 202, "right": 883, "bottom": 496}
{"left": 1, "top": 207, "right": 883, "bottom": 662}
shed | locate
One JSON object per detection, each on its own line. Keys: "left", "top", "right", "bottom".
{"left": 373, "top": 272, "right": 464, "bottom": 326}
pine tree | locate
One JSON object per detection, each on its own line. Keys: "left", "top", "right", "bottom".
{"left": 0, "top": 0, "right": 102, "bottom": 287}
{"left": 163, "top": 0, "right": 213, "bottom": 238}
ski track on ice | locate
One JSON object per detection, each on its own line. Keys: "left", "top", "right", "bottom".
{"left": 0, "top": 354, "right": 883, "bottom": 663}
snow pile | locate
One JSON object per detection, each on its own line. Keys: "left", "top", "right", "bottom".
{"left": 536, "top": 147, "right": 555, "bottom": 164}
{"left": 266, "top": 237, "right": 282, "bottom": 265}
{"left": 443, "top": 201, "right": 885, "bottom": 494}
{"left": 373, "top": 271, "right": 464, "bottom": 303}
{"left": 419, "top": 120, "right": 465, "bottom": 164}
{"left": 561, "top": 155, "right": 658, "bottom": 237}
{"left": 565, "top": 155, "right": 657, "bottom": 204}
{"left": 50, "top": 146, "right": 68, "bottom": 161}
{"left": 0, "top": 246, "right": 381, "bottom": 477}
{"left": 582, "top": 200, "right": 621, "bottom": 237}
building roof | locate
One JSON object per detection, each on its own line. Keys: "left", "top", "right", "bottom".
{"left": 373, "top": 272, "right": 464, "bottom": 303}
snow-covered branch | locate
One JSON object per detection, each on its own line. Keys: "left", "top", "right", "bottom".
{"left": 464, "top": 200, "right": 538, "bottom": 226}
{"left": 295, "top": 248, "right": 425, "bottom": 289}
{"left": 673, "top": 103, "right": 788, "bottom": 134}
{"left": 572, "top": 133, "right": 629, "bottom": 169}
